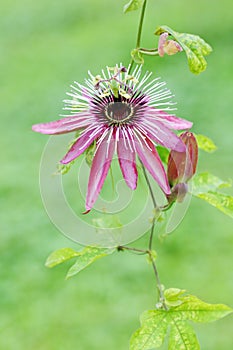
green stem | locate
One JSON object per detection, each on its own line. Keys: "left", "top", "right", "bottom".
{"left": 117, "top": 246, "right": 147, "bottom": 254}
{"left": 128, "top": 0, "right": 147, "bottom": 74}
{"left": 118, "top": 246, "right": 167, "bottom": 309}
{"left": 136, "top": 0, "right": 147, "bottom": 48}
{"left": 140, "top": 161, "right": 159, "bottom": 250}
{"left": 140, "top": 163, "right": 167, "bottom": 309}
{"left": 148, "top": 251, "right": 168, "bottom": 310}
{"left": 138, "top": 49, "right": 159, "bottom": 56}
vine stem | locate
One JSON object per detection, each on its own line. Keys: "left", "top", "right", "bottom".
{"left": 123, "top": 0, "right": 167, "bottom": 310}
{"left": 128, "top": 0, "right": 147, "bottom": 74}
{"left": 141, "top": 163, "right": 167, "bottom": 309}
{"left": 136, "top": 0, "right": 147, "bottom": 48}
{"left": 140, "top": 160, "right": 158, "bottom": 250}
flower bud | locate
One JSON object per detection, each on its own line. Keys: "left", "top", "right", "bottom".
{"left": 167, "top": 132, "right": 198, "bottom": 186}
{"left": 158, "top": 32, "right": 183, "bottom": 57}
{"left": 167, "top": 183, "right": 189, "bottom": 204}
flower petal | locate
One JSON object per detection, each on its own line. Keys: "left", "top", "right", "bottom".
{"left": 32, "top": 113, "right": 94, "bottom": 135}
{"left": 85, "top": 130, "right": 115, "bottom": 211}
{"left": 117, "top": 129, "right": 138, "bottom": 190}
{"left": 147, "top": 110, "right": 193, "bottom": 130}
{"left": 60, "top": 127, "right": 104, "bottom": 164}
{"left": 139, "top": 120, "right": 186, "bottom": 152}
{"left": 135, "top": 135, "right": 171, "bottom": 195}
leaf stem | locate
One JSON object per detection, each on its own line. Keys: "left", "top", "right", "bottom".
{"left": 117, "top": 246, "right": 148, "bottom": 254}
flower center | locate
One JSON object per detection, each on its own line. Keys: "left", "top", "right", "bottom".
{"left": 105, "top": 102, "right": 133, "bottom": 123}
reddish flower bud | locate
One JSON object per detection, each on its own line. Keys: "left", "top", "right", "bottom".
{"left": 158, "top": 32, "right": 183, "bottom": 57}
{"left": 167, "top": 183, "right": 188, "bottom": 204}
{"left": 167, "top": 132, "right": 198, "bottom": 186}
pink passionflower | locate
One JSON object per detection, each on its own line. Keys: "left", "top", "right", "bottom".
{"left": 32, "top": 65, "right": 192, "bottom": 212}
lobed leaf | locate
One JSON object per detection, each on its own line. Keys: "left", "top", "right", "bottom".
{"left": 194, "top": 134, "right": 217, "bottom": 153}
{"left": 191, "top": 172, "right": 231, "bottom": 196}
{"left": 124, "top": 0, "right": 144, "bottom": 13}
{"left": 130, "top": 290, "right": 232, "bottom": 350}
{"left": 197, "top": 191, "right": 233, "bottom": 218}
{"left": 168, "top": 319, "right": 200, "bottom": 350}
{"left": 45, "top": 248, "right": 79, "bottom": 268}
{"left": 173, "top": 294, "right": 232, "bottom": 323}
{"left": 155, "top": 25, "right": 212, "bottom": 74}
{"left": 130, "top": 310, "right": 168, "bottom": 350}
{"left": 66, "top": 246, "right": 115, "bottom": 279}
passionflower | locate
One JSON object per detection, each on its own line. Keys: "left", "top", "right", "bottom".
{"left": 32, "top": 65, "right": 192, "bottom": 212}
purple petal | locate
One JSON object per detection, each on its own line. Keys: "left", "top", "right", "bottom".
{"left": 60, "top": 127, "right": 104, "bottom": 164}
{"left": 135, "top": 136, "right": 171, "bottom": 195}
{"left": 32, "top": 113, "right": 94, "bottom": 135}
{"left": 147, "top": 110, "right": 193, "bottom": 130}
{"left": 86, "top": 130, "right": 115, "bottom": 211}
{"left": 139, "top": 121, "right": 186, "bottom": 152}
{"left": 117, "top": 129, "right": 138, "bottom": 190}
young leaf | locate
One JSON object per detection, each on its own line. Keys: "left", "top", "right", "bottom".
{"left": 155, "top": 25, "right": 212, "bottom": 74}
{"left": 191, "top": 172, "right": 231, "bottom": 195}
{"left": 194, "top": 134, "right": 217, "bottom": 153}
{"left": 45, "top": 248, "right": 79, "bottom": 268}
{"left": 66, "top": 246, "right": 115, "bottom": 279}
{"left": 197, "top": 191, "right": 233, "bottom": 218}
{"left": 124, "top": 0, "right": 144, "bottom": 13}
{"left": 56, "top": 161, "right": 75, "bottom": 175}
{"left": 131, "top": 49, "right": 144, "bottom": 64}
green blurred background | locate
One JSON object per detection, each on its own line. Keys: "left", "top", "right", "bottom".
{"left": 1, "top": 0, "right": 233, "bottom": 349}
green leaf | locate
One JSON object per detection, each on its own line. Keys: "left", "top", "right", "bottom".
{"left": 130, "top": 290, "right": 232, "bottom": 350}
{"left": 157, "top": 146, "right": 169, "bottom": 164}
{"left": 92, "top": 214, "right": 123, "bottom": 231}
{"left": 130, "top": 310, "right": 168, "bottom": 350}
{"left": 56, "top": 161, "right": 75, "bottom": 175}
{"left": 164, "top": 288, "right": 186, "bottom": 301}
{"left": 131, "top": 49, "right": 144, "bottom": 64}
{"left": 190, "top": 173, "right": 233, "bottom": 217}
{"left": 168, "top": 319, "right": 200, "bottom": 350}
{"left": 173, "top": 294, "right": 233, "bottom": 323}
{"left": 191, "top": 172, "right": 231, "bottom": 195}
{"left": 66, "top": 246, "right": 115, "bottom": 279}
{"left": 197, "top": 191, "right": 233, "bottom": 218}
{"left": 85, "top": 141, "right": 96, "bottom": 167}
{"left": 155, "top": 25, "right": 212, "bottom": 74}
{"left": 124, "top": 0, "right": 144, "bottom": 13}
{"left": 194, "top": 134, "right": 217, "bottom": 153}
{"left": 45, "top": 248, "right": 79, "bottom": 268}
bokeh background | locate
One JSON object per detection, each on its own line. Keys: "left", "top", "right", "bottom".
{"left": 1, "top": 0, "right": 233, "bottom": 349}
